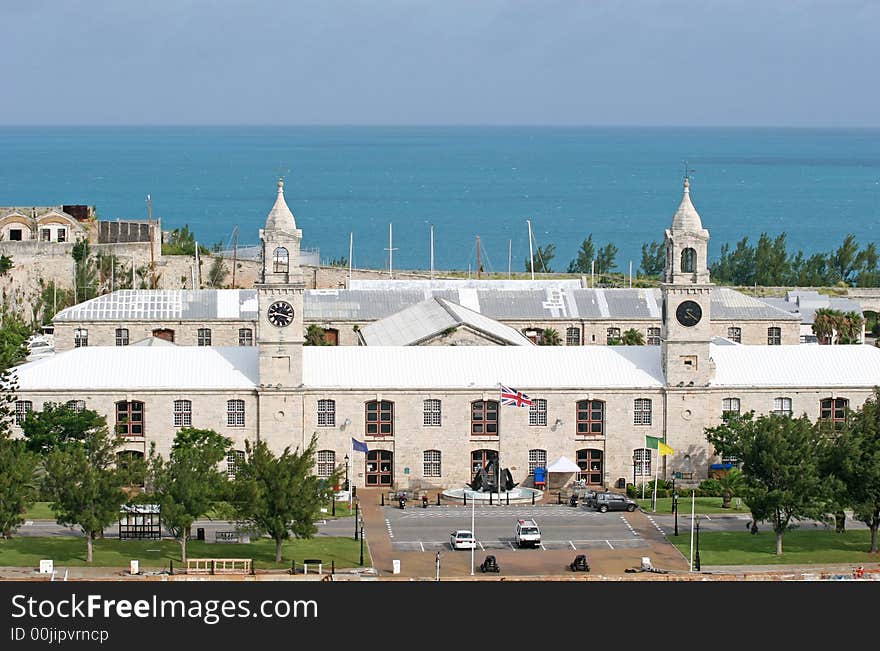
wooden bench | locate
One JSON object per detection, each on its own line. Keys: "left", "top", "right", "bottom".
{"left": 186, "top": 558, "right": 252, "bottom": 575}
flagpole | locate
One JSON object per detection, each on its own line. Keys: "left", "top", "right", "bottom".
{"left": 349, "top": 437, "right": 353, "bottom": 509}
{"left": 652, "top": 449, "right": 658, "bottom": 512}
{"left": 470, "top": 497, "right": 475, "bottom": 576}
{"left": 689, "top": 490, "right": 695, "bottom": 572}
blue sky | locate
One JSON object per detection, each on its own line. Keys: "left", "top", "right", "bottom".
{"left": 2, "top": 0, "right": 878, "bottom": 126}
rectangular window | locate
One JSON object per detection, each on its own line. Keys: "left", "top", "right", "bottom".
{"left": 226, "top": 450, "right": 245, "bottom": 480}
{"left": 606, "top": 327, "right": 621, "bottom": 344}
{"left": 647, "top": 327, "right": 661, "bottom": 346}
{"left": 66, "top": 399, "right": 85, "bottom": 413}
{"left": 773, "top": 397, "right": 792, "bottom": 417}
{"left": 767, "top": 327, "right": 781, "bottom": 345}
{"left": 115, "top": 328, "right": 129, "bottom": 346}
{"left": 471, "top": 400, "right": 499, "bottom": 436}
{"left": 820, "top": 398, "right": 848, "bottom": 429}
{"left": 173, "top": 399, "right": 192, "bottom": 427}
{"left": 238, "top": 328, "right": 253, "bottom": 346}
{"left": 576, "top": 400, "right": 604, "bottom": 435}
{"left": 634, "top": 449, "right": 652, "bottom": 476}
{"left": 633, "top": 398, "right": 652, "bottom": 426}
{"left": 227, "top": 399, "right": 245, "bottom": 427}
{"left": 74, "top": 328, "right": 88, "bottom": 348}
{"left": 423, "top": 399, "right": 441, "bottom": 426}
{"left": 528, "top": 449, "right": 547, "bottom": 475}
{"left": 116, "top": 401, "right": 144, "bottom": 437}
{"left": 57, "top": 229, "right": 66, "bottom": 243}
{"left": 366, "top": 400, "right": 394, "bottom": 436}
{"left": 15, "top": 400, "right": 32, "bottom": 425}
{"left": 41, "top": 228, "right": 51, "bottom": 241}
{"left": 565, "top": 327, "right": 581, "bottom": 346}
{"left": 423, "top": 450, "right": 441, "bottom": 477}
{"left": 727, "top": 327, "right": 742, "bottom": 343}
{"left": 316, "top": 450, "right": 335, "bottom": 479}
{"left": 529, "top": 398, "right": 547, "bottom": 426}
{"left": 198, "top": 328, "right": 212, "bottom": 346}
{"left": 317, "top": 399, "right": 336, "bottom": 427}
{"left": 722, "top": 397, "right": 741, "bottom": 423}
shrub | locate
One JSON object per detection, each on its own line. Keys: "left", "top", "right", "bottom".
{"left": 698, "top": 478, "right": 723, "bottom": 496}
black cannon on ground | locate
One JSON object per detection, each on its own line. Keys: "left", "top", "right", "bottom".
{"left": 480, "top": 555, "right": 500, "bottom": 573}
{"left": 568, "top": 494, "right": 579, "bottom": 507}
{"left": 569, "top": 554, "right": 590, "bottom": 572}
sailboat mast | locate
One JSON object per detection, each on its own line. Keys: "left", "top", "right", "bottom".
{"left": 527, "top": 219, "right": 535, "bottom": 281}
{"left": 147, "top": 194, "right": 156, "bottom": 289}
{"left": 476, "top": 235, "right": 482, "bottom": 279}
{"left": 231, "top": 226, "right": 238, "bottom": 289}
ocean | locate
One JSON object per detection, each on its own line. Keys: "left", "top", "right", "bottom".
{"left": 1, "top": 126, "right": 878, "bottom": 272}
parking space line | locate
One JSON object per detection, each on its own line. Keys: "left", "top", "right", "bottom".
{"left": 508, "top": 541, "right": 516, "bottom": 551}
{"left": 606, "top": 540, "right": 614, "bottom": 550}
{"left": 539, "top": 543, "right": 546, "bottom": 550}
{"left": 419, "top": 541, "right": 424, "bottom": 552}
{"left": 703, "top": 515, "right": 712, "bottom": 521}
{"left": 479, "top": 541, "right": 485, "bottom": 550}
{"left": 569, "top": 541, "right": 576, "bottom": 550}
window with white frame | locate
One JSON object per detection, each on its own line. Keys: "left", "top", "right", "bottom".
{"left": 565, "top": 327, "right": 581, "bottom": 346}
{"left": 606, "top": 327, "right": 621, "bottom": 344}
{"left": 529, "top": 398, "right": 548, "bottom": 426}
{"left": 647, "top": 327, "right": 661, "bottom": 346}
{"left": 173, "top": 399, "right": 192, "bottom": 427}
{"left": 722, "top": 397, "right": 741, "bottom": 422}
{"left": 767, "top": 327, "right": 781, "bottom": 345}
{"left": 226, "top": 450, "right": 245, "bottom": 480}
{"left": 423, "top": 450, "right": 441, "bottom": 477}
{"left": 423, "top": 399, "right": 441, "bottom": 426}
{"left": 115, "top": 328, "right": 129, "bottom": 346}
{"left": 727, "top": 327, "right": 742, "bottom": 343}
{"left": 633, "top": 398, "right": 652, "bottom": 425}
{"left": 317, "top": 399, "right": 336, "bottom": 427}
{"left": 528, "top": 449, "right": 547, "bottom": 475}
{"left": 773, "top": 397, "right": 793, "bottom": 417}
{"left": 74, "top": 328, "right": 88, "bottom": 347}
{"left": 227, "top": 399, "right": 245, "bottom": 427}
{"left": 15, "top": 400, "right": 32, "bottom": 425}
{"left": 66, "top": 400, "right": 85, "bottom": 413}
{"left": 633, "top": 448, "right": 652, "bottom": 475}
{"left": 197, "top": 328, "right": 212, "bottom": 346}
{"left": 316, "top": 450, "right": 335, "bottom": 478}
{"left": 238, "top": 328, "right": 253, "bottom": 346}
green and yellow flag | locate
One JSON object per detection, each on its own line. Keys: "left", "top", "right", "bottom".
{"left": 646, "top": 436, "right": 674, "bottom": 456}
{"left": 659, "top": 441, "right": 674, "bottom": 456}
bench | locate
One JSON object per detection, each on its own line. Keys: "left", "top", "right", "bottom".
{"left": 302, "top": 559, "right": 324, "bottom": 575}
{"left": 186, "top": 558, "right": 252, "bottom": 575}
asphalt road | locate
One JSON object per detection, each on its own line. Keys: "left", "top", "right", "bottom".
{"left": 383, "top": 504, "right": 649, "bottom": 552}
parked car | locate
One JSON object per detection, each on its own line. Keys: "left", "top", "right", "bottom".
{"left": 594, "top": 492, "right": 638, "bottom": 513}
{"left": 514, "top": 519, "right": 541, "bottom": 548}
{"left": 450, "top": 529, "right": 476, "bottom": 550}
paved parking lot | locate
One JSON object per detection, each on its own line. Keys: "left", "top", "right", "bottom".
{"left": 384, "top": 504, "right": 649, "bottom": 553}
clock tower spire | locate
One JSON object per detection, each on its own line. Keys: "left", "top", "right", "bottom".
{"left": 661, "top": 175, "right": 714, "bottom": 387}
{"left": 256, "top": 178, "right": 304, "bottom": 387}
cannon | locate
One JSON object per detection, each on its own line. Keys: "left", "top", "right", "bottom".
{"left": 569, "top": 554, "right": 590, "bottom": 572}
{"left": 480, "top": 555, "right": 500, "bottom": 573}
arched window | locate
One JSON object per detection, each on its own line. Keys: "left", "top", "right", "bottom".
{"left": 576, "top": 399, "right": 604, "bottom": 435}
{"left": 365, "top": 400, "right": 394, "bottom": 436}
{"left": 576, "top": 449, "right": 603, "bottom": 486}
{"left": 681, "top": 247, "right": 696, "bottom": 273}
{"left": 423, "top": 450, "right": 441, "bottom": 477}
{"left": 471, "top": 400, "right": 499, "bottom": 436}
{"left": 528, "top": 449, "right": 547, "bottom": 475}
{"left": 273, "top": 247, "right": 289, "bottom": 273}
{"left": 116, "top": 400, "right": 144, "bottom": 437}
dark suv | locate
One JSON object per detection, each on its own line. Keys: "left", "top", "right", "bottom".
{"left": 594, "top": 492, "right": 638, "bottom": 513}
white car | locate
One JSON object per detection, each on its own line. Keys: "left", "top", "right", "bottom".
{"left": 450, "top": 529, "right": 476, "bottom": 550}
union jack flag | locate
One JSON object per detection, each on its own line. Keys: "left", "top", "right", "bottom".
{"left": 499, "top": 384, "right": 532, "bottom": 407}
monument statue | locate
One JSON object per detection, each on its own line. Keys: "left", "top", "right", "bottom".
{"left": 468, "top": 458, "right": 517, "bottom": 492}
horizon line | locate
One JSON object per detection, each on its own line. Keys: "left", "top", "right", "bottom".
{"left": 2, "top": 123, "right": 880, "bottom": 130}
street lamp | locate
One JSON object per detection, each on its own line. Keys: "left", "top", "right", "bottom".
{"left": 694, "top": 516, "right": 701, "bottom": 571}
{"left": 359, "top": 525, "right": 364, "bottom": 566}
{"left": 343, "top": 454, "right": 350, "bottom": 491}
{"left": 673, "top": 491, "right": 679, "bottom": 537}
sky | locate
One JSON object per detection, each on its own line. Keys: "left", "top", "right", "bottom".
{"left": 2, "top": 0, "right": 879, "bottom": 127}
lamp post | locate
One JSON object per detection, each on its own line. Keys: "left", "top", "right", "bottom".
{"left": 354, "top": 501, "right": 359, "bottom": 540}
{"left": 343, "top": 454, "right": 349, "bottom": 491}
{"left": 359, "top": 525, "right": 364, "bottom": 566}
{"left": 673, "top": 491, "right": 679, "bottom": 536}
{"left": 694, "top": 516, "right": 701, "bottom": 571}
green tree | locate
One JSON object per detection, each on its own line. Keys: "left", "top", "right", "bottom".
{"left": 831, "top": 234, "right": 860, "bottom": 284}
{"left": 0, "top": 368, "right": 39, "bottom": 539}
{"left": 0, "top": 312, "right": 31, "bottom": 371}
{"left": 525, "top": 244, "right": 555, "bottom": 273}
{"left": 305, "top": 325, "right": 329, "bottom": 346}
{"left": 21, "top": 403, "right": 108, "bottom": 456}
{"left": 43, "top": 420, "right": 125, "bottom": 562}
{"left": 620, "top": 328, "right": 645, "bottom": 346}
{"left": 0, "top": 254, "right": 12, "bottom": 276}
{"left": 567, "top": 235, "right": 596, "bottom": 273}
{"left": 206, "top": 256, "right": 227, "bottom": 288}
{"left": 146, "top": 428, "right": 231, "bottom": 563}
{"left": 161, "top": 225, "right": 209, "bottom": 256}
{"left": 71, "top": 240, "right": 99, "bottom": 301}
{"left": 539, "top": 328, "right": 562, "bottom": 346}
{"left": 230, "top": 436, "right": 337, "bottom": 563}
{"left": 595, "top": 242, "right": 618, "bottom": 275}
{"left": 706, "top": 412, "right": 830, "bottom": 555}
{"left": 829, "top": 389, "right": 880, "bottom": 552}
{"left": 639, "top": 240, "right": 665, "bottom": 278}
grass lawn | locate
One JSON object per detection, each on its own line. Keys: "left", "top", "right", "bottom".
{"left": 636, "top": 497, "right": 751, "bottom": 515}
{"left": 670, "top": 529, "right": 879, "bottom": 566}
{"left": 24, "top": 502, "right": 57, "bottom": 520}
{"left": 0, "top": 536, "right": 368, "bottom": 569}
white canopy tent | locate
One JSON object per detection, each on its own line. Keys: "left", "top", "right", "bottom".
{"left": 546, "top": 456, "right": 582, "bottom": 490}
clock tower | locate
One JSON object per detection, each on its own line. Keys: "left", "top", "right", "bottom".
{"left": 256, "top": 178, "right": 304, "bottom": 388}
{"left": 661, "top": 176, "right": 715, "bottom": 387}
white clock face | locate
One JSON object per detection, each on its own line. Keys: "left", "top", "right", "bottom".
{"left": 267, "top": 301, "right": 294, "bottom": 327}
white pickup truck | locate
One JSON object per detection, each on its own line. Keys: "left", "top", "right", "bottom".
{"left": 514, "top": 519, "right": 541, "bottom": 548}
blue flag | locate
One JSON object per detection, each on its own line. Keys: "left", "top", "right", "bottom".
{"left": 352, "top": 437, "right": 369, "bottom": 453}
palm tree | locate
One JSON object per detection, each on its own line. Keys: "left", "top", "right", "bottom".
{"left": 717, "top": 468, "right": 745, "bottom": 509}
{"left": 621, "top": 328, "right": 646, "bottom": 346}
{"left": 539, "top": 328, "right": 562, "bottom": 346}
{"left": 812, "top": 308, "right": 837, "bottom": 344}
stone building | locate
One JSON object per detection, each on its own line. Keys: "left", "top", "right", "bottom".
{"left": 12, "top": 178, "right": 880, "bottom": 492}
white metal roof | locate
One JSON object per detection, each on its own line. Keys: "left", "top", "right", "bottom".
{"left": 303, "top": 345, "right": 665, "bottom": 389}
{"left": 53, "top": 289, "right": 258, "bottom": 322}
{"left": 709, "top": 343, "right": 880, "bottom": 387}
{"left": 12, "top": 346, "right": 258, "bottom": 391}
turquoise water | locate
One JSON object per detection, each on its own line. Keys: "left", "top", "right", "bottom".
{"left": 1, "top": 127, "right": 878, "bottom": 271}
